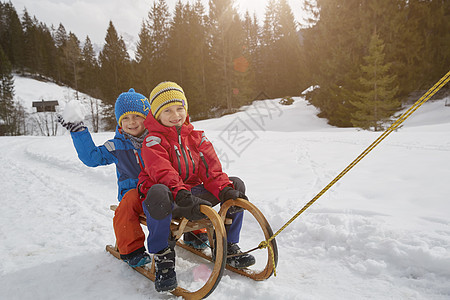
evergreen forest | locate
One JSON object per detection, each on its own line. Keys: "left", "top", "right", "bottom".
{"left": 1, "top": 0, "right": 449, "bottom": 135}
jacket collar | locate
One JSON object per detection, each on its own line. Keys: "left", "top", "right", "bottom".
{"left": 114, "top": 125, "right": 126, "bottom": 140}
{"left": 144, "top": 114, "right": 193, "bottom": 141}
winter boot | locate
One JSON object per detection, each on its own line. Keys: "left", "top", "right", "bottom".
{"left": 122, "top": 250, "right": 152, "bottom": 268}
{"left": 154, "top": 246, "right": 177, "bottom": 292}
{"left": 183, "top": 229, "right": 209, "bottom": 250}
{"left": 212, "top": 240, "right": 256, "bottom": 269}
{"left": 226, "top": 242, "right": 256, "bottom": 269}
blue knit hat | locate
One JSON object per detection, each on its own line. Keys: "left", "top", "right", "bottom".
{"left": 114, "top": 88, "right": 150, "bottom": 126}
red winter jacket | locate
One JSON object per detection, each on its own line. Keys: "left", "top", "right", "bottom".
{"left": 138, "top": 114, "right": 232, "bottom": 200}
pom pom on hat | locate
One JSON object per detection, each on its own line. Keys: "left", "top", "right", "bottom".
{"left": 115, "top": 88, "right": 150, "bottom": 126}
{"left": 149, "top": 81, "right": 188, "bottom": 120}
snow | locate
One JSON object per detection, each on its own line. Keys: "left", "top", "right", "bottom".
{"left": 62, "top": 100, "right": 85, "bottom": 123}
{"left": 14, "top": 76, "right": 82, "bottom": 113}
{"left": 1, "top": 76, "right": 450, "bottom": 299}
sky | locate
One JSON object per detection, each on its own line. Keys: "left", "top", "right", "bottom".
{"left": 9, "top": 0, "right": 309, "bottom": 47}
{"left": 1, "top": 75, "right": 450, "bottom": 299}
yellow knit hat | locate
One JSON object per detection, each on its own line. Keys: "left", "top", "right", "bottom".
{"left": 149, "top": 81, "right": 188, "bottom": 120}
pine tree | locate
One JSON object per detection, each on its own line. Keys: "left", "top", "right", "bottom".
{"left": 259, "top": 0, "right": 304, "bottom": 98}
{"left": 241, "top": 11, "right": 259, "bottom": 100}
{"left": 134, "top": 0, "right": 171, "bottom": 94}
{"left": 35, "top": 22, "right": 57, "bottom": 80}
{"left": 273, "top": 0, "right": 304, "bottom": 96}
{"left": 167, "top": 0, "right": 186, "bottom": 83}
{"left": 190, "top": 0, "right": 210, "bottom": 115}
{"left": 260, "top": 0, "right": 278, "bottom": 96}
{"left": 54, "top": 23, "right": 67, "bottom": 48}
{"left": 207, "top": 0, "right": 244, "bottom": 111}
{"left": 301, "top": 0, "right": 446, "bottom": 127}
{"left": 79, "top": 36, "right": 99, "bottom": 93}
{"left": 0, "top": 2, "right": 24, "bottom": 70}
{"left": 427, "top": 0, "right": 450, "bottom": 85}
{"left": 360, "top": 0, "right": 417, "bottom": 98}
{"left": 228, "top": 12, "right": 255, "bottom": 109}
{"left": 149, "top": 0, "right": 171, "bottom": 82}
{"left": 135, "top": 20, "right": 154, "bottom": 93}
{"left": 63, "top": 32, "right": 81, "bottom": 96}
{"left": 165, "top": 1, "right": 209, "bottom": 118}
{"left": 302, "top": 0, "right": 380, "bottom": 126}
{"left": 21, "top": 9, "right": 39, "bottom": 74}
{"left": 350, "top": 32, "right": 400, "bottom": 131}
{"left": 79, "top": 36, "right": 101, "bottom": 132}
{"left": 0, "top": 45, "right": 26, "bottom": 136}
{"left": 98, "top": 21, "right": 130, "bottom": 101}
{"left": 0, "top": 46, "right": 15, "bottom": 135}
{"left": 52, "top": 23, "right": 68, "bottom": 83}
{"left": 407, "top": 0, "right": 450, "bottom": 89}
{"left": 98, "top": 21, "right": 131, "bottom": 128}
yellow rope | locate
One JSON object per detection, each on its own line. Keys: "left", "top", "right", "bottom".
{"left": 258, "top": 240, "right": 276, "bottom": 276}
{"left": 259, "top": 70, "right": 450, "bottom": 276}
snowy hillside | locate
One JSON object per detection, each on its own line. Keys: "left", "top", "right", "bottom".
{"left": 1, "top": 77, "right": 450, "bottom": 299}
{"left": 13, "top": 75, "right": 105, "bottom": 134}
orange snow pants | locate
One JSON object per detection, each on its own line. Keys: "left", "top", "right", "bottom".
{"left": 113, "top": 188, "right": 208, "bottom": 255}
{"left": 113, "top": 188, "right": 145, "bottom": 255}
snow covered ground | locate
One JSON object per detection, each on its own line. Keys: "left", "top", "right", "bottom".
{"left": 1, "top": 77, "right": 450, "bottom": 299}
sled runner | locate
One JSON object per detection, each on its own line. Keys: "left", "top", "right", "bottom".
{"left": 106, "top": 198, "right": 278, "bottom": 299}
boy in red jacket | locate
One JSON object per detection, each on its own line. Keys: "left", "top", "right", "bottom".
{"left": 138, "top": 81, "right": 255, "bottom": 292}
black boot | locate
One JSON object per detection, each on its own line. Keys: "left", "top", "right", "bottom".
{"left": 154, "top": 246, "right": 177, "bottom": 292}
{"left": 226, "top": 242, "right": 256, "bottom": 269}
{"left": 120, "top": 247, "right": 152, "bottom": 268}
{"left": 183, "top": 231, "right": 210, "bottom": 249}
{"left": 212, "top": 240, "right": 256, "bottom": 269}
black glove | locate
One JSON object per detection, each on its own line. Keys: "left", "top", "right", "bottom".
{"left": 175, "top": 190, "right": 211, "bottom": 220}
{"left": 218, "top": 186, "right": 248, "bottom": 214}
{"left": 57, "top": 115, "right": 86, "bottom": 132}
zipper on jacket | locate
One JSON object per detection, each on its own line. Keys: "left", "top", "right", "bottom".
{"left": 133, "top": 149, "right": 144, "bottom": 170}
{"left": 199, "top": 152, "right": 209, "bottom": 178}
{"left": 178, "top": 129, "right": 190, "bottom": 181}
{"left": 174, "top": 145, "right": 182, "bottom": 176}
{"left": 186, "top": 146, "right": 195, "bottom": 173}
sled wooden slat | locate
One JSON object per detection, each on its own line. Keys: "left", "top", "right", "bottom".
{"left": 109, "top": 204, "right": 232, "bottom": 232}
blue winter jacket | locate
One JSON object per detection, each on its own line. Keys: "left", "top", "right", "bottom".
{"left": 70, "top": 126, "right": 144, "bottom": 202}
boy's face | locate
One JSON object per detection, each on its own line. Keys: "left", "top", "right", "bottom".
{"left": 121, "top": 114, "right": 146, "bottom": 136}
{"left": 158, "top": 105, "right": 187, "bottom": 127}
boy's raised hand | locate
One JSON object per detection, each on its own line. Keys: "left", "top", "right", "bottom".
{"left": 57, "top": 115, "right": 86, "bottom": 132}
{"left": 175, "top": 190, "right": 211, "bottom": 220}
{"left": 58, "top": 100, "right": 87, "bottom": 132}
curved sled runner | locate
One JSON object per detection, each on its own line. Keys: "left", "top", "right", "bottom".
{"left": 218, "top": 198, "right": 278, "bottom": 280}
{"left": 106, "top": 199, "right": 278, "bottom": 299}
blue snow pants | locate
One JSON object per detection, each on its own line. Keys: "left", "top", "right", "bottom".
{"left": 142, "top": 177, "right": 245, "bottom": 253}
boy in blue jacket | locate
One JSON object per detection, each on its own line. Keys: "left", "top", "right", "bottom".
{"left": 58, "top": 88, "right": 153, "bottom": 267}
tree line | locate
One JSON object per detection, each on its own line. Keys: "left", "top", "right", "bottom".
{"left": 1, "top": 0, "right": 449, "bottom": 135}
{"left": 302, "top": 0, "right": 450, "bottom": 128}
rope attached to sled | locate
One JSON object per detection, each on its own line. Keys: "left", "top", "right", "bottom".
{"left": 257, "top": 70, "right": 450, "bottom": 276}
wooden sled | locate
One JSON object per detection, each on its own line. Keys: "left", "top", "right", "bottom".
{"left": 106, "top": 198, "right": 278, "bottom": 299}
